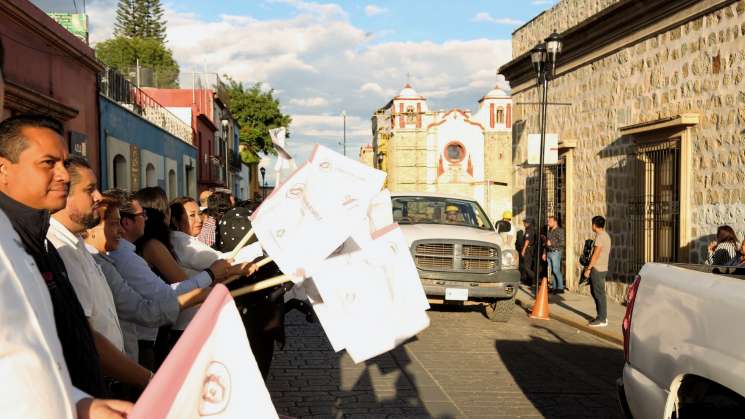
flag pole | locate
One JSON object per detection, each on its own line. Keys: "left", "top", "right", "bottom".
{"left": 230, "top": 275, "right": 293, "bottom": 298}
{"left": 227, "top": 228, "right": 255, "bottom": 260}
{"left": 221, "top": 257, "right": 274, "bottom": 286}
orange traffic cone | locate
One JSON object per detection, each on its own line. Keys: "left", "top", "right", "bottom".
{"left": 530, "top": 277, "right": 550, "bottom": 320}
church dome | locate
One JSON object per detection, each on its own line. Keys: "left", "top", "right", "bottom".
{"left": 484, "top": 86, "right": 509, "bottom": 98}
{"left": 397, "top": 83, "right": 422, "bottom": 99}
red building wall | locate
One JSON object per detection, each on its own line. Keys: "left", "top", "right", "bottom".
{"left": 143, "top": 88, "right": 221, "bottom": 191}
{"left": 0, "top": 1, "right": 103, "bottom": 175}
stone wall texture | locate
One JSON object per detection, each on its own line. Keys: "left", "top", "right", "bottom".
{"left": 513, "top": 0, "right": 624, "bottom": 58}
{"left": 511, "top": 1, "right": 745, "bottom": 302}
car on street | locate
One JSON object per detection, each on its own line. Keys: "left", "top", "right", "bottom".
{"left": 391, "top": 192, "right": 520, "bottom": 322}
{"left": 618, "top": 262, "right": 745, "bottom": 418}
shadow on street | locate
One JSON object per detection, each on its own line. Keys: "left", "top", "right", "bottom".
{"left": 495, "top": 333, "right": 624, "bottom": 418}
{"left": 268, "top": 311, "right": 456, "bottom": 418}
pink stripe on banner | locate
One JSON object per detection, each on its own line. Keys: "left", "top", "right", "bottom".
{"left": 308, "top": 143, "right": 320, "bottom": 162}
{"left": 128, "top": 284, "right": 233, "bottom": 419}
{"left": 370, "top": 223, "right": 400, "bottom": 240}
{"left": 250, "top": 161, "right": 310, "bottom": 221}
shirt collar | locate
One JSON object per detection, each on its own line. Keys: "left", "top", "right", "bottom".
{"left": 49, "top": 217, "right": 81, "bottom": 247}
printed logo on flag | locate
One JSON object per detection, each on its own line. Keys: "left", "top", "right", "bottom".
{"left": 200, "top": 361, "right": 231, "bottom": 416}
{"left": 318, "top": 161, "right": 332, "bottom": 171}
{"left": 286, "top": 184, "right": 305, "bottom": 199}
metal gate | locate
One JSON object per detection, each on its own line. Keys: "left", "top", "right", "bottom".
{"left": 626, "top": 140, "right": 680, "bottom": 274}
{"left": 526, "top": 156, "right": 567, "bottom": 226}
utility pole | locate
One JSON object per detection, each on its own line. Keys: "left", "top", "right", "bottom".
{"left": 342, "top": 110, "right": 347, "bottom": 156}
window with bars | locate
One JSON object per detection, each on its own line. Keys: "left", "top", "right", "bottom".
{"left": 525, "top": 156, "right": 567, "bottom": 227}
{"left": 626, "top": 140, "right": 681, "bottom": 274}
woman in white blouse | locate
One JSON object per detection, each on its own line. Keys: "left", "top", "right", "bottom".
{"left": 167, "top": 199, "right": 258, "bottom": 341}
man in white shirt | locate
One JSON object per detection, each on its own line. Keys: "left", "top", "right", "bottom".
{"left": 48, "top": 155, "right": 152, "bottom": 391}
{"left": 0, "top": 38, "right": 131, "bottom": 418}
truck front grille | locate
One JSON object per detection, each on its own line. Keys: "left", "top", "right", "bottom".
{"left": 413, "top": 241, "right": 499, "bottom": 273}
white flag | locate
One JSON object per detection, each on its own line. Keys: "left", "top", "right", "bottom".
{"left": 308, "top": 224, "right": 429, "bottom": 363}
{"left": 129, "top": 284, "right": 278, "bottom": 419}
{"left": 251, "top": 145, "right": 386, "bottom": 275}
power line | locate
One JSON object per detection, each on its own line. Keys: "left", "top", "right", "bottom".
{"left": 72, "top": 0, "right": 79, "bottom": 13}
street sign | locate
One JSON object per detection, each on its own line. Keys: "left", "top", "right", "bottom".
{"left": 527, "top": 134, "right": 559, "bottom": 165}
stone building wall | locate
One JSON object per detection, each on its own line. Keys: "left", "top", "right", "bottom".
{"left": 512, "top": 0, "right": 623, "bottom": 58}
{"left": 510, "top": 1, "right": 745, "bottom": 302}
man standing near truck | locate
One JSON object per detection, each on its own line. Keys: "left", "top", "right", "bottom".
{"left": 584, "top": 216, "right": 611, "bottom": 327}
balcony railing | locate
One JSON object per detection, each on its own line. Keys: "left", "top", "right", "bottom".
{"left": 229, "top": 150, "right": 242, "bottom": 170}
{"left": 99, "top": 67, "right": 193, "bottom": 144}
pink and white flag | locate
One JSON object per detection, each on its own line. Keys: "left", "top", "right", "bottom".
{"left": 129, "top": 284, "right": 278, "bottom": 419}
{"left": 251, "top": 145, "right": 386, "bottom": 275}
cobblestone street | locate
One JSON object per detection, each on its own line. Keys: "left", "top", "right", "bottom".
{"left": 268, "top": 304, "right": 624, "bottom": 419}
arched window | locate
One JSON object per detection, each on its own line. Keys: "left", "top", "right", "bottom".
{"left": 496, "top": 107, "right": 505, "bottom": 124}
{"left": 405, "top": 105, "right": 416, "bottom": 124}
{"left": 168, "top": 169, "right": 177, "bottom": 198}
{"left": 113, "top": 154, "right": 127, "bottom": 190}
{"left": 145, "top": 163, "right": 156, "bottom": 187}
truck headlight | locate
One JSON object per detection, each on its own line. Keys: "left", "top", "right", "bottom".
{"left": 501, "top": 249, "right": 518, "bottom": 268}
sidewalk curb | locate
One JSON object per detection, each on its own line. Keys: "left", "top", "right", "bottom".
{"left": 515, "top": 296, "right": 623, "bottom": 347}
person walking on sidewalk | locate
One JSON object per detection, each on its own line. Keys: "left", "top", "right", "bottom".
{"left": 545, "top": 216, "right": 565, "bottom": 294}
{"left": 583, "top": 216, "right": 611, "bottom": 327}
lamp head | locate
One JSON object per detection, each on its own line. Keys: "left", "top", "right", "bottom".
{"left": 260, "top": 166, "right": 266, "bottom": 176}
{"left": 530, "top": 43, "right": 547, "bottom": 80}
{"left": 545, "top": 31, "right": 562, "bottom": 77}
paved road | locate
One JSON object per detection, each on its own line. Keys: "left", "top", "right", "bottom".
{"left": 268, "top": 303, "right": 624, "bottom": 419}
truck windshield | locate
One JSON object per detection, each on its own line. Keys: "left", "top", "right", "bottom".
{"left": 391, "top": 196, "right": 494, "bottom": 231}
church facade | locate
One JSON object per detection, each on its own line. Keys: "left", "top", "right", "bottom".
{"left": 366, "top": 84, "right": 513, "bottom": 223}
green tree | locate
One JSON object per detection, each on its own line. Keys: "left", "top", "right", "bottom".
{"left": 113, "top": 0, "right": 137, "bottom": 37}
{"left": 114, "top": 0, "right": 167, "bottom": 42}
{"left": 224, "top": 77, "right": 292, "bottom": 164}
{"left": 96, "top": 37, "right": 179, "bottom": 88}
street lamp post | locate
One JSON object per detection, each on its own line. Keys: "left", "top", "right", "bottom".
{"left": 341, "top": 110, "right": 347, "bottom": 157}
{"left": 530, "top": 32, "right": 562, "bottom": 295}
{"left": 260, "top": 166, "right": 266, "bottom": 201}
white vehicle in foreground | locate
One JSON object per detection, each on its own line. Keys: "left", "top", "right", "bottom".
{"left": 618, "top": 263, "right": 745, "bottom": 418}
{"left": 391, "top": 192, "right": 520, "bottom": 322}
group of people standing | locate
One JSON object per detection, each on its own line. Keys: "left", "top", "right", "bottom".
{"left": 515, "top": 214, "right": 612, "bottom": 328}
{"left": 517, "top": 215, "right": 566, "bottom": 294}
{"left": 0, "top": 39, "right": 291, "bottom": 418}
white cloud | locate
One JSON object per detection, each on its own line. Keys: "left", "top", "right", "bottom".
{"left": 289, "top": 97, "right": 330, "bottom": 107}
{"left": 86, "top": 0, "right": 512, "bottom": 166}
{"left": 364, "top": 4, "right": 387, "bottom": 16}
{"left": 532, "top": 0, "right": 554, "bottom": 5}
{"left": 472, "top": 12, "right": 524, "bottom": 26}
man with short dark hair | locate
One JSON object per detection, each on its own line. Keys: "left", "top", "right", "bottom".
{"left": 0, "top": 114, "right": 110, "bottom": 396}
{"left": 521, "top": 218, "right": 537, "bottom": 286}
{"left": 545, "top": 216, "right": 565, "bottom": 294}
{"left": 48, "top": 156, "right": 154, "bottom": 393}
{"left": 108, "top": 190, "right": 224, "bottom": 369}
{"left": 584, "top": 216, "right": 611, "bottom": 327}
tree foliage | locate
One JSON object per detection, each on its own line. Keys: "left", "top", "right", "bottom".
{"left": 114, "top": 0, "right": 167, "bottom": 42}
{"left": 96, "top": 37, "right": 179, "bottom": 88}
{"left": 224, "top": 77, "right": 292, "bottom": 164}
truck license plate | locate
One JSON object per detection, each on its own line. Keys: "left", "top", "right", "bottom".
{"left": 445, "top": 288, "right": 468, "bottom": 301}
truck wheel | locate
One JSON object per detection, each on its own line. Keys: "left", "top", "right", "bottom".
{"left": 484, "top": 296, "right": 515, "bottom": 322}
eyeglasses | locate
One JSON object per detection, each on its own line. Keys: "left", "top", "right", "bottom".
{"left": 124, "top": 211, "right": 148, "bottom": 220}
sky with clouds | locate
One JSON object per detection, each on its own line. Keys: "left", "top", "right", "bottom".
{"left": 33, "top": 0, "right": 557, "bottom": 183}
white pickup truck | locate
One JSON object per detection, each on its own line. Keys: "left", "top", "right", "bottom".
{"left": 618, "top": 263, "right": 745, "bottom": 418}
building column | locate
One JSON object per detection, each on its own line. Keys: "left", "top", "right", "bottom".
{"left": 560, "top": 140, "right": 577, "bottom": 291}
